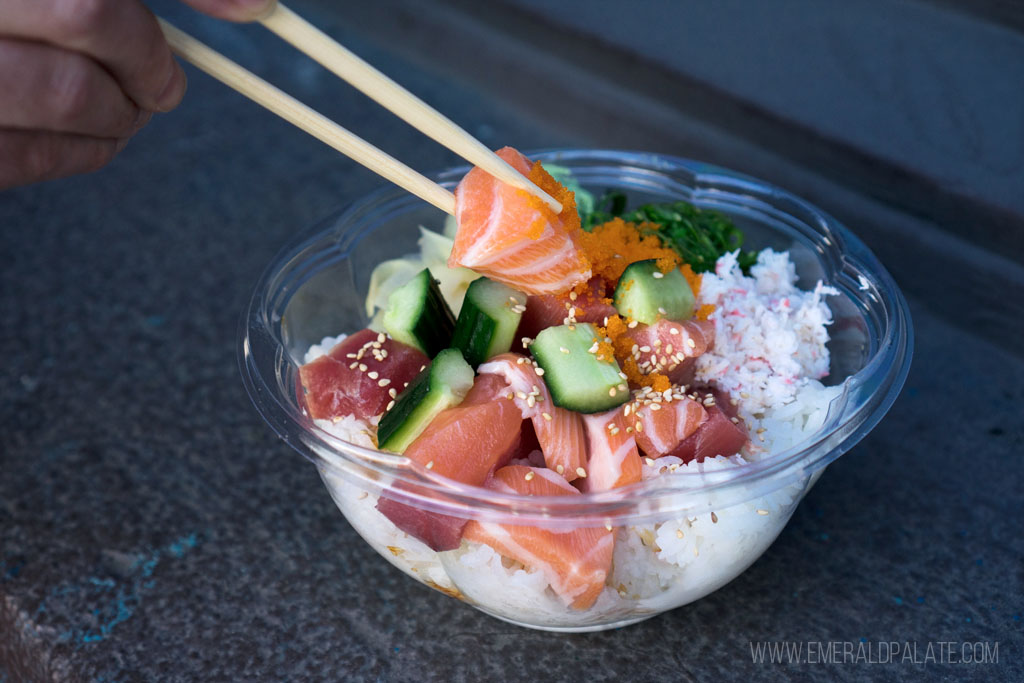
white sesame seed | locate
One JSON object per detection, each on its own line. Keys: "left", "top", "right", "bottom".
{"left": 605, "top": 523, "right": 613, "bottom": 532}
{"left": 556, "top": 465, "right": 564, "bottom": 474}
{"left": 645, "top": 457, "right": 655, "bottom": 466}
{"left": 426, "top": 461, "right": 434, "bottom": 469}
{"left": 635, "top": 421, "right": 643, "bottom": 432}
{"left": 535, "top": 367, "right": 545, "bottom": 376}
{"left": 386, "top": 400, "right": 395, "bottom": 411}
{"left": 658, "top": 307, "right": 667, "bottom": 315}
{"left": 676, "top": 529, "right": 684, "bottom": 539}
{"left": 516, "top": 391, "right": 527, "bottom": 400}
{"left": 576, "top": 467, "right": 587, "bottom": 478}
{"left": 639, "top": 345, "right": 651, "bottom": 353}
{"left": 378, "top": 378, "right": 391, "bottom": 387}
{"left": 358, "top": 491, "right": 368, "bottom": 500}
{"left": 527, "top": 395, "right": 536, "bottom": 408}
{"left": 608, "top": 387, "right": 617, "bottom": 397}
{"left": 367, "top": 371, "right": 379, "bottom": 380}
{"left": 349, "top": 362, "right": 358, "bottom": 369}
{"left": 377, "top": 333, "right": 386, "bottom": 343}
{"left": 627, "top": 320, "right": 639, "bottom": 329}
{"left": 757, "top": 509, "right": 769, "bottom": 516}
{"left": 686, "top": 338, "right": 696, "bottom": 349}
{"left": 559, "top": 347, "right": 570, "bottom": 354}
{"left": 610, "top": 427, "right": 620, "bottom": 435}
{"left": 652, "top": 271, "right": 664, "bottom": 279}
{"left": 649, "top": 403, "right": 661, "bottom": 411}
{"left": 569, "top": 291, "right": 578, "bottom": 300}
{"left": 542, "top": 412, "right": 552, "bottom": 421}
{"left": 525, "top": 471, "right": 535, "bottom": 481}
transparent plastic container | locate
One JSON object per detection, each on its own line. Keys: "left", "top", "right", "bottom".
{"left": 239, "top": 150, "right": 912, "bottom": 632}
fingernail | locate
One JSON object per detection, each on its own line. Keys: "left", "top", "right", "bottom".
{"left": 156, "top": 61, "right": 187, "bottom": 112}
{"left": 132, "top": 109, "right": 153, "bottom": 131}
{"left": 237, "top": 0, "right": 277, "bottom": 21}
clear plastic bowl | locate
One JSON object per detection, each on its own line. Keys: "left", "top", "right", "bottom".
{"left": 239, "top": 149, "right": 912, "bottom": 632}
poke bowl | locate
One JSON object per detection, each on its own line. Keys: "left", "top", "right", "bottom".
{"left": 239, "top": 149, "right": 912, "bottom": 632}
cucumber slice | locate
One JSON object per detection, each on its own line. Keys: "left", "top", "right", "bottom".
{"left": 451, "top": 277, "right": 527, "bottom": 367}
{"left": 530, "top": 323, "right": 629, "bottom": 413}
{"left": 377, "top": 349, "right": 474, "bottom": 453}
{"left": 613, "top": 260, "right": 695, "bottom": 324}
{"left": 382, "top": 268, "right": 456, "bottom": 357}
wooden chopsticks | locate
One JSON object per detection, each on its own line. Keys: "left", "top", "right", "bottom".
{"left": 158, "top": 5, "right": 563, "bottom": 216}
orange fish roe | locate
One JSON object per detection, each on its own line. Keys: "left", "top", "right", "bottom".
{"left": 578, "top": 218, "right": 680, "bottom": 283}
{"left": 695, "top": 304, "right": 716, "bottom": 321}
{"left": 524, "top": 162, "right": 584, "bottom": 243}
{"left": 596, "top": 314, "right": 671, "bottom": 390}
{"left": 679, "top": 263, "right": 701, "bottom": 298}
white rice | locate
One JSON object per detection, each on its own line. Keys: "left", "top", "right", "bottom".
{"left": 310, "top": 247, "right": 844, "bottom": 627}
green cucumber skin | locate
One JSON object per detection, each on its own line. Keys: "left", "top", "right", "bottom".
{"left": 383, "top": 269, "right": 455, "bottom": 357}
{"left": 613, "top": 260, "right": 695, "bottom": 324}
{"left": 451, "top": 278, "right": 525, "bottom": 367}
{"left": 531, "top": 323, "right": 629, "bottom": 414}
{"left": 376, "top": 349, "right": 473, "bottom": 453}
{"left": 376, "top": 367, "right": 431, "bottom": 450}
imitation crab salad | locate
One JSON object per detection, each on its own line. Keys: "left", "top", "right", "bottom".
{"left": 299, "top": 147, "right": 844, "bottom": 629}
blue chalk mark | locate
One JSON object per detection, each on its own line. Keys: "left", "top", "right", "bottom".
{"left": 144, "top": 315, "right": 166, "bottom": 327}
{"left": 860, "top": 637, "right": 867, "bottom": 643}
{"left": 893, "top": 596, "right": 903, "bottom": 605}
{"left": 966, "top": 617, "right": 972, "bottom": 623}
{"left": 168, "top": 533, "right": 198, "bottom": 558}
{"left": 819, "top": 533, "right": 829, "bottom": 541}
{"left": 916, "top": 597, "right": 925, "bottom": 604}
{"left": 37, "top": 531, "right": 205, "bottom": 647}
{"left": 976, "top": 558, "right": 983, "bottom": 566}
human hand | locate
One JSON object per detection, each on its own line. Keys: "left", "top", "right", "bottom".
{"left": 0, "top": 0, "right": 275, "bottom": 189}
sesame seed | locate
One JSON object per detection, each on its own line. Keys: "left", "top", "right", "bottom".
{"left": 542, "top": 412, "right": 552, "bottom": 421}
{"left": 645, "top": 457, "right": 655, "bottom": 467}
{"left": 367, "top": 371, "right": 379, "bottom": 379}
{"left": 386, "top": 400, "right": 395, "bottom": 411}
{"left": 676, "top": 529, "right": 684, "bottom": 539}
{"left": 605, "top": 523, "right": 613, "bottom": 532}
{"left": 389, "top": 388, "right": 397, "bottom": 398}
{"left": 516, "top": 357, "right": 526, "bottom": 364}
{"left": 527, "top": 396, "right": 536, "bottom": 408}
{"left": 556, "top": 465, "right": 564, "bottom": 474}
{"left": 623, "top": 404, "right": 631, "bottom": 416}
{"left": 569, "top": 291, "right": 578, "bottom": 300}
{"left": 693, "top": 547, "right": 700, "bottom": 557}
{"left": 731, "top": 417, "right": 740, "bottom": 423}
{"left": 377, "top": 332, "right": 386, "bottom": 343}
{"left": 626, "top": 426, "right": 633, "bottom": 433}
{"left": 576, "top": 467, "right": 587, "bottom": 478}
{"left": 757, "top": 509, "right": 769, "bottom": 516}
{"left": 711, "top": 511, "right": 718, "bottom": 523}
{"left": 535, "top": 367, "right": 545, "bottom": 376}
{"left": 740, "top": 392, "right": 750, "bottom": 399}
{"left": 506, "top": 393, "right": 515, "bottom": 400}
{"left": 358, "top": 491, "right": 368, "bottom": 500}
{"left": 658, "top": 307, "right": 667, "bottom": 315}
{"left": 649, "top": 403, "right": 661, "bottom": 411}
{"left": 686, "top": 338, "right": 696, "bottom": 349}
{"left": 426, "top": 461, "right": 434, "bottom": 469}
{"left": 525, "top": 471, "right": 535, "bottom": 481}
{"left": 419, "top": 365, "right": 426, "bottom": 372}
{"left": 639, "top": 345, "right": 651, "bottom": 353}
{"left": 635, "top": 421, "right": 643, "bottom": 432}
{"left": 618, "top": 384, "right": 627, "bottom": 392}
{"left": 358, "top": 364, "right": 368, "bottom": 372}
{"left": 608, "top": 387, "right": 617, "bottom": 397}
{"left": 346, "top": 353, "right": 357, "bottom": 359}
{"left": 348, "top": 362, "right": 358, "bottom": 369}
{"left": 516, "top": 391, "right": 527, "bottom": 400}
{"left": 665, "top": 344, "right": 674, "bottom": 354}
{"left": 378, "top": 378, "right": 391, "bottom": 387}
{"left": 559, "top": 347, "right": 570, "bottom": 354}
{"left": 652, "top": 271, "right": 664, "bottom": 279}
{"left": 610, "top": 427, "right": 620, "bottom": 435}
{"left": 627, "top": 320, "right": 638, "bottom": 329}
